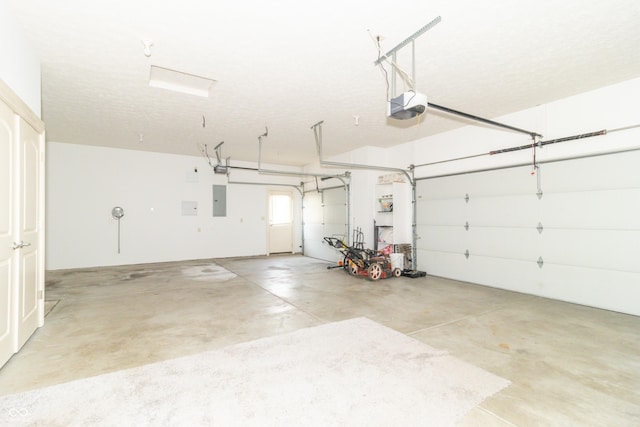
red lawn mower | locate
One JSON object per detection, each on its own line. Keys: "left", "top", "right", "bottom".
{"left": 324, "top": 236, "right": 402, "bottom": 281}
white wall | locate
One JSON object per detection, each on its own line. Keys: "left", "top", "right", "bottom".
{"left": 0, "top": 0, "right": 41, "bottom": 117}
{"left": 46, "top": 142, "right": 303, "bottom": 270}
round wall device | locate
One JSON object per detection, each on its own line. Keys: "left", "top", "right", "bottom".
{"left": 112, "top": 206, "right": 125, "bottom": 219}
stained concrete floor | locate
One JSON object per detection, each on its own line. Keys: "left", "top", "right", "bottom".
{"left": 0, "top": 254, "right": 638, "bottom": 425}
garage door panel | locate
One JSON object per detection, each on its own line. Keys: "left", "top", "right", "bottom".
{"left": 312, "top": 242, "right": 341, "bottom": 263}
{"left": 419, "top": 250, "right": 542, "bottom": 294}
{"left": 417, "top": 166, "right": 537, "bottom": 199}
{"left": 416, "top": 175, "right": 471, "bottom": 200}
{"left": 463, "top": 256, "right": 542, "bottom": 294}
{"left": 467, "top": 227, "right": 540, "bottom": 262}
{"left": 416, "top": 225, "right": 467, "bottom": 253}
{"left": 463, "top": 166, "right": 537, "bottom": 197}
{"left": 541, "top": 189, "right": 640, "bottom": 229}
{"left": 304, "top": 224, "right": 341, "bottom": 262}
{"left": 468, "top": 195, "right": 539, "bottom": 227}
{"left": 324, "top": 208, "right": 345, "bottom": 225}
{"left": 416, "top": 198, "right": 467, "bottom": 225}
{"left": 323, "top": 223, "right": 347, "bottom": 240}
{"left": 303, "top": 223, "right": 324, "bottom": 241}
{"left": 303, "top": 188, "right": 347, "bottom": 262}
{"left": 303, "top": 193, "right": 322, "bottom": 223}
{"left": 417, "top": 250, "right": 467, "bottom": 279}
{"left": 540, "top": 265, "right": 639, "bottom": 316}
{"left": 323, "top": 188, "right": 346, "bottom": 205}
{"left": 542, "top": 151, "right": 640, "bottom": 192}
{"left": 542, "top": 229, "right": 640, "bottom": 273}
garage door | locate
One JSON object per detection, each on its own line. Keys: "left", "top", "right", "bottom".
{"left": 303, "top": 187, "right": 347, "bottom": 262}
{"left": 415, "top": 150, "right": 640, "bottom": 316}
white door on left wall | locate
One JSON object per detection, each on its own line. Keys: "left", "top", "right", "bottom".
{"left": 0, "top": 88, "right": 44, "bottom": 369}
{"left": 0, "top": 101, "right": 16, "bottom": 367}
{"left": 268, "top": 191, "right": 293, "bottom": 254}
{"left": 15, "top": 118, "right": 41, "bottom": 350}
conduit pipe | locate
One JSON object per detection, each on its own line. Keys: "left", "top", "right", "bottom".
{"left": 310, "top": 120, "right": 418, "bottom": 269}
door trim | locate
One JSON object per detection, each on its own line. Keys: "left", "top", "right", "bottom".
{"left": 0, "top": 80, "right": 44, "bottom": 133}
{"left": 267, "top": 190, "right": 294, "bottom": 255}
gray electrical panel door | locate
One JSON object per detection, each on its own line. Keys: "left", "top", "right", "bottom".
{"left": 212, "top": 185, "right": 226, "bottom": 217}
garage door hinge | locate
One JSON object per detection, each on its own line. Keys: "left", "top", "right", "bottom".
{"left": 464, "top": 193, "right": 470, "bottom": 203}
{"left": 537, "top": 222, "right": 544, "bottom": 234}
{"left": 537, "top": 256, "right": 544, "bottom": 268}
{"left": 464, "top": 221, "right": 469, "bottom": 231}
{"left": 465, "top": 249, "right": 470, "bottom": 259}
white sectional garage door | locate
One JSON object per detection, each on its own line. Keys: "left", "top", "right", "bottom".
{"left": 303, "top": 187, "right": 347, "bottom": 262}
{"left": 415, "top": 150, "right": 640, "bottom": 316}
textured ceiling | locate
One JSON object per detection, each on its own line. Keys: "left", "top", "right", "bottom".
{"left": 7, "top": 0, "right": 640, "bottom": 165}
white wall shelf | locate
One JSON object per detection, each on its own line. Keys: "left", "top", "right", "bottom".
{"left": 374, "top": 181, "right": 411, "bottom": 250}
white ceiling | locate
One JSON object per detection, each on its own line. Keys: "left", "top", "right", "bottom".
{"left": 8, "top": 0, "right": 640, "bottom": 165}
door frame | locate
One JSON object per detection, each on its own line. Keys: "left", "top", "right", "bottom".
{"left": 267, "top": 190, "right": 294, "bottom": 255}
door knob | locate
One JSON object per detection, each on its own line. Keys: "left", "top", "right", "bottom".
{"left": 12, "top": 241, "right": 31, "bottom": 250}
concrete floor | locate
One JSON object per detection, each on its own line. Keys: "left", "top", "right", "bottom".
{"left": 0, "top": 255, "right": 638, "bottom": 425}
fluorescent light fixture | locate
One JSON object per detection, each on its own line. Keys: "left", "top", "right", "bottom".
{"left": 149, "top": 65, "right": 216, "bottom": 98}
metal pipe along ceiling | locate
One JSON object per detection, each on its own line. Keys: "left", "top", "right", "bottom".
{"left": 310, "top": 121, "right": 414, "bottom": 184}
{"left": 257, "top": 129, "right": 349, "bottom": 180}
{"left": 427, "top": 103, "right": 542, "bottom": 139}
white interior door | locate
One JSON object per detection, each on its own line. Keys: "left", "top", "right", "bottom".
{"left": 0, "top": 101, "right": 16, "bottom": 366}
{"left": 15, "top": 118, "right": 41, "bottom": 349}
{"left": 0, "top": 81, "right": 44, "bottom": 369}
{"left": 268, "top": 191, "right": 293, "bottom": 254}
